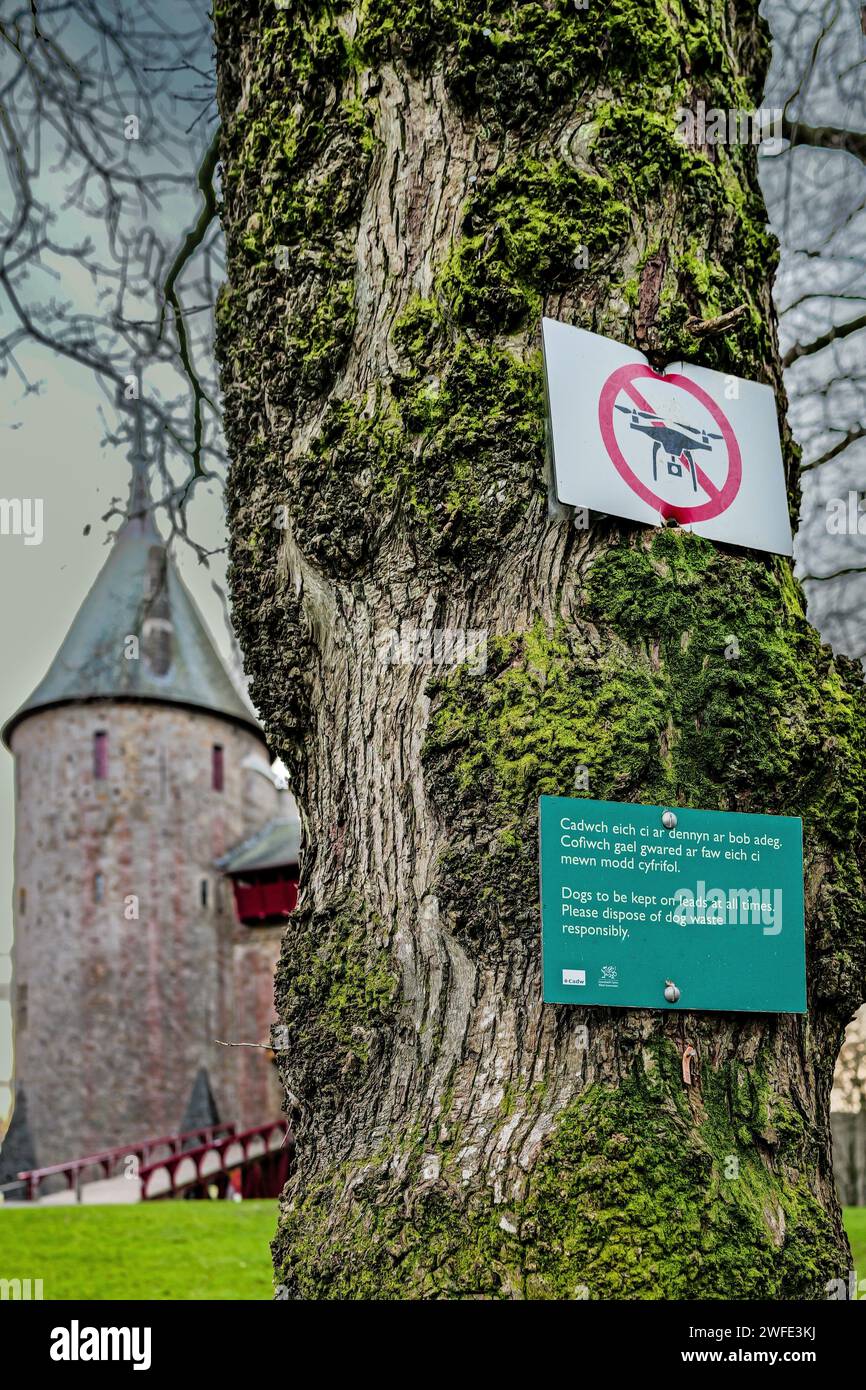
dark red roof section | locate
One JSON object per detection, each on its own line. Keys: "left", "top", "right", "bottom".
{"left": 232, "top": 869, "right": 298, "bottom": 925}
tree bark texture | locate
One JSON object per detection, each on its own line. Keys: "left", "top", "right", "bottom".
{"left": 214, "top": 1, "right": 866, "bottom": 1298}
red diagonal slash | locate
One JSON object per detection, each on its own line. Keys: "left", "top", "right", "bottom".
{"left": 693, "top": 463, "right": 721, "bottom": 501}
{"left": 625, "top": 382, "right": 721, "bottom": 502}
{"left": 623, "top": 381, "right": 655, "bottom": 414}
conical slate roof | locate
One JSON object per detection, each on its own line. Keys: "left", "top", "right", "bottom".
{"left": 180, "top": 1067, "right": 221, "bottom": 1136}
{"left": 2, "top": 507, "right": 260, "bottom": 746}
{"left": 0, "top": 1084, "right": 38, "bottom": 1198}
{"left": 216, "top": 810, "right": 301, "bottom": 875}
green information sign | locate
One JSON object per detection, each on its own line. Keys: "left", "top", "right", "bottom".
{"left": 540, "top": 796, "right": 806, "bottom": 1013}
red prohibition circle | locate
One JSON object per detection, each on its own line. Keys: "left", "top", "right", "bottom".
{"left": 597, "top": 363, "right": 742, "bottom": 523}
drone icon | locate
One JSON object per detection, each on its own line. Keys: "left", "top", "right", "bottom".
{"left": 614, "top": 405, "right": 723, "bottom": 492}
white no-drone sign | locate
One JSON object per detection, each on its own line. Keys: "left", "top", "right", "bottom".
{"left": 542, "top": 317, "right": 793, "bottom": 556}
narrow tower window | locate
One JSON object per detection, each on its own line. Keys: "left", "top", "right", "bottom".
{"left": 18, "top": 886, "right": 26, "bottom": 915}
{"left": 94, "top": 873, "right": 105, "bottom": 903}
{"left": 93, "top": 730, "right": 108, "bottom": 780}
{"left": 212, "top": 743, "right": 224, "bottom": 792}
{"left": 200, "top": 878, "right": 209, "bottom": 909}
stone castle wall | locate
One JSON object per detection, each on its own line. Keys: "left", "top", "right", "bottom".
{"left": 10, "top": 700, "right": 283, "bottom": 1166}
{"left": 232, "top": 925, "right": 285, "bottom": 1129}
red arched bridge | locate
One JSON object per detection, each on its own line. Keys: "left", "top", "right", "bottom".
{"left": 16, "top": 1120, "right": 291, "bottom": 1204}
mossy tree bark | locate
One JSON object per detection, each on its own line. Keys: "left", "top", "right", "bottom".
{"left": 214, "top": 1, "right": 866, "bottom": 1298}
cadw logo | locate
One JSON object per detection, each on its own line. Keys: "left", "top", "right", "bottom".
{"left": 50, "top": 1321, "right": 152, "bottom": 1371}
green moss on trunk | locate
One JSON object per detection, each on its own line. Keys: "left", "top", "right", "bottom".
{"left": 273, "top": 1043, "right": 840, "bottom": 1300}
{"left": 214, "top": 0, "right": 866, "bottom": 1301}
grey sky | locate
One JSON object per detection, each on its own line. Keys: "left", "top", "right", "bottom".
{"left": 0, "top": 343, "right": 234, "bottom": 1122}
{"left": 0, "top": 0, "right": 226, "bottom": 1125}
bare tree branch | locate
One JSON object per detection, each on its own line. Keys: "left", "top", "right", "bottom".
{"left": 801, "top": 425, "right": 866, "bottom": 471}
{"left": 0, "top": 0, "right": 225, "bottom": 558}
{"left": 782, "top": 310, "right": 866, "bottom": 367}
{"left": 782, "top": 115, "right": 866, "bottom": 165}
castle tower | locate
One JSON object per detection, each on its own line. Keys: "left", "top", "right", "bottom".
{"left": 2, "top": 425, "right": 285, "bottom": 1168}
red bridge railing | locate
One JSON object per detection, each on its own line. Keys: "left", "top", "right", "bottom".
{"left": 17, "top": 1123, "right": 235, "bottom": 1202}
{"left": 139, "top": 1120, "right": 290, "bottom": 1200}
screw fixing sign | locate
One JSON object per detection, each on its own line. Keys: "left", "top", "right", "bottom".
{"left": 542, "top": 318, "right": 793, "bottom": 555}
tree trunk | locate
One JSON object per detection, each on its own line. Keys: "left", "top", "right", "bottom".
{"left": 214, "top": 2, "right": 866, "bottom": 1298}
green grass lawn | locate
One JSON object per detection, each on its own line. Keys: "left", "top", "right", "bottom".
{"left": 844, "top": 1206, "right": 866, "bottom": 1273}
{"left": 0, "top": 1202, "right": 863, "bottom": 1300}
{"left": 0, "top": 1200, "right": 276, "bottom": 1300}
